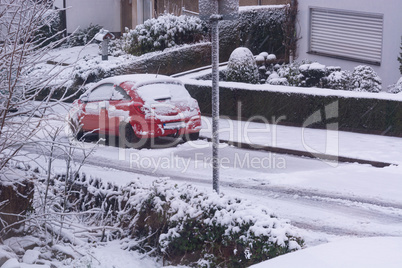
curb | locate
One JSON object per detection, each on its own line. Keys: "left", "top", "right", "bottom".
{"left": 200, "top": 136, "right": 395, "bottom": 168}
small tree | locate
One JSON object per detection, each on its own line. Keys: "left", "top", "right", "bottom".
{"left": 0, "top": 0, "right": 68, "bottom": 176}
{"left": 350, "top": 65, "right": 382, "bottom": 93}
{"left": 226, "top": 47, "right": 259, "bottom": 84}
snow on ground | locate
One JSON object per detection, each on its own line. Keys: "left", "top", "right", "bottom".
{"left": 199, "top": 116, "right": 402, "bottom": 165}
{"left": 250, "top": 237, "right": 402, "bottom": 268}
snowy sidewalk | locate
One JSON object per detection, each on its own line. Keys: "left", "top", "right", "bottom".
{"left": 199, "top": 116, "right": 402, "bottom": 165}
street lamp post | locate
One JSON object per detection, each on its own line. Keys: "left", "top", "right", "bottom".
{"left": 199, "top": 0, "right": 238, "bottom": 194}
{"left": 211, "top": 15, "right": 221, "bottom": 194}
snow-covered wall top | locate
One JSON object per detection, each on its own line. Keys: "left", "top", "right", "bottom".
{"left": 297, "top": 0, "right": 402, "bottom": 88}
{"left": 54, "top": 0, "right": 121, "bottom": 34}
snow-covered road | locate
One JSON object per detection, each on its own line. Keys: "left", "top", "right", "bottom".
{"left": 21, "top": 137, "right": 402, "bottom": 245}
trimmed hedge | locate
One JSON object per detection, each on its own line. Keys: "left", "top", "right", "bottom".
{"left": 184, "top": 83, "right": 402, "bottom": 137}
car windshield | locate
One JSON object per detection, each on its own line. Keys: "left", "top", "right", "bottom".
{"left": 136, "top": 82, "right": 191, "bottom": 102}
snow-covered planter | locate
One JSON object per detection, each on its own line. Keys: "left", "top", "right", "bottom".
{"left": 350, "top": 65, "right": 382, "bottom": 93}
{"left": 226, "top": 47, "right": 259, "bottom": 84}
{"left": 388, "top": 77, "right": 402, "bottom": 94}
{"left": 122, "top": 13, "right": 206, "bottom": 56}
{"left": 0, "top": 172, "right": 34, "bottom": 239}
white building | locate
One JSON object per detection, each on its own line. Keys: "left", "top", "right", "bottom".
{"left": 53, "top": 0, "right": 154, "bottom": 35}
{"left": 297, "top": 0, "right": 402, "bottom": 87}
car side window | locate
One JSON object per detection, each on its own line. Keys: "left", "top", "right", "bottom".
{"left": 111, "top": 86, "right": 131, "bottom": 101}
{"left": 87, "top": 83, "right": 114, "bottom": 102}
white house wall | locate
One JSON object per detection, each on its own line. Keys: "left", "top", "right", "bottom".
{"left": 297, "top": 0, "right": 402, "bottom": 87}
{"left": 54, "top": 0, "right": 121, "bottom": 34}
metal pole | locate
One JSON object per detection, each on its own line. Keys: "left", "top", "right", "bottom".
{"left": 211, "top": 17, "right": 220, "bottom": 194}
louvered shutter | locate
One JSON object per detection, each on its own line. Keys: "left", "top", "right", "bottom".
{"left": 309, "top": 7, "right": 383, "bottom": 65}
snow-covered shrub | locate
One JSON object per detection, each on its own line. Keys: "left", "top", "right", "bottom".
{"left": 275, "top": 61, "right": 304, "bottom": 86}
{"left": 119, "top": 180, "right": 303, "bottom": 267}
{"left": 350, "top": 65, "right": 382, "bottom": 92}
{"left": 67, "top": 24, "right": 103, "bottom": 47}
{"left": 34, "top": 9, "right": 63, "bottom": 47}
{"left": 101, "top": 39, "right": 125, "bottom": 57}
{"left": 122, "top": 13, "right": 206, "bottom": 56}
{"left": 398, "top": 41, "right": 402, "bottom": 75}
{"left": 226, "top": 47, "right": 259, "bottom": 84}
{"left": 47, "top": 173, "right": 303, "bottom": 267}
{"left": 321, "top": 70, "right": 352, "bottom": 90}
{"left": 298, "top": 62, "right": 327, "bottom": 87}
{"left": 266, "top": 72, "right": 289, "bottom": 86}
{"left": 388, "top": 77, "right": 402, "bottom": 94}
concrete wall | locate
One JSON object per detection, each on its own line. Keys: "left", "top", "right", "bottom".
{"left": 297, "top": 0, "right": 402, "bottom": 88}
{"left": 54, "top": 0, "right": 121, "bottom": 34}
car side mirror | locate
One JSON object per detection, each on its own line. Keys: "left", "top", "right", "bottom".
{"left": 80, "top": 95, "right": 89, "bottom": 103}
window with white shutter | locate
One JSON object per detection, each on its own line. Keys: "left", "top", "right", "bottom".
{"left": 309, "top": 7, "right": 384, "bottom": 66}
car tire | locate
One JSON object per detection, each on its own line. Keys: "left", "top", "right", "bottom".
{"left": 183, "top": 132, "right": 200, "bottom": 142}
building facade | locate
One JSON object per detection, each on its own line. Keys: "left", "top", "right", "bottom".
{"left": 54, "top": 0, "right": 290, "bottom": 35}
{"left": 296, "top": 0, "right": 402, "bottom": 87}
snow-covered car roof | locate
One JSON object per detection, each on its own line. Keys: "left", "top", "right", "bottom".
{"left": 92, "top": 74, "right": 183, "bottom": 89}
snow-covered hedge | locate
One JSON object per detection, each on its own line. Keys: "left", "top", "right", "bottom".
{"left": 55, "top": 175, "right": 303, "bottom": 267}
{"left": 388, "top": 77, "right": 402, "bottom": 94}
{"left": 219, "top": 6, "right": 288, "bottom": 62}
{"left": 122, "top": 13, "right": 206, "bottom": 55}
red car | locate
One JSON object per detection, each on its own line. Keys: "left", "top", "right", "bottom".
{"left": 69, "top": 74, "right": 201, "bottom": 148}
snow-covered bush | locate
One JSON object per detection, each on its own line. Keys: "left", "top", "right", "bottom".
{"left": 398, "top": 41, "right": 402, "bottom": 75}
{"left": 388, "top": 77, "right": 402, "bottom": 94}
{"left": 34, "top": 9, "right": 63, "bottom": 47}
{"left": 350, "top": 65, "right": 382, "bottom": 92}
{"left": 42, "top": 173, "right": 303, "bottom": 267}
{"left": 275, "top": 61, "right": 304, "bottom": 86}
{"left": 106, "top": 39, "right": 125, "bottom": 57}
{"left": 298, "top": 62, "right": 327, "bottom": 87}
{"left": 122, "top": 13, "right": 206, "bottom": 56}
{"left": 226, "top": 47, "right": 259, "bottom": 84}
{"left": 67, "top": 24, "right": 103, "bottom": 47}
{"left": 266, "top": 72, "right": 289, "bottom": 86}
{"left": 321, "top": 70, "right": 352, "bottom": 90}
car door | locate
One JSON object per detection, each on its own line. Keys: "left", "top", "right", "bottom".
{"left": 108, "top": 85, "right": 132, "bottom": 135}
{"left": 80, "top": 83, "right": 113, "bottom": 133}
